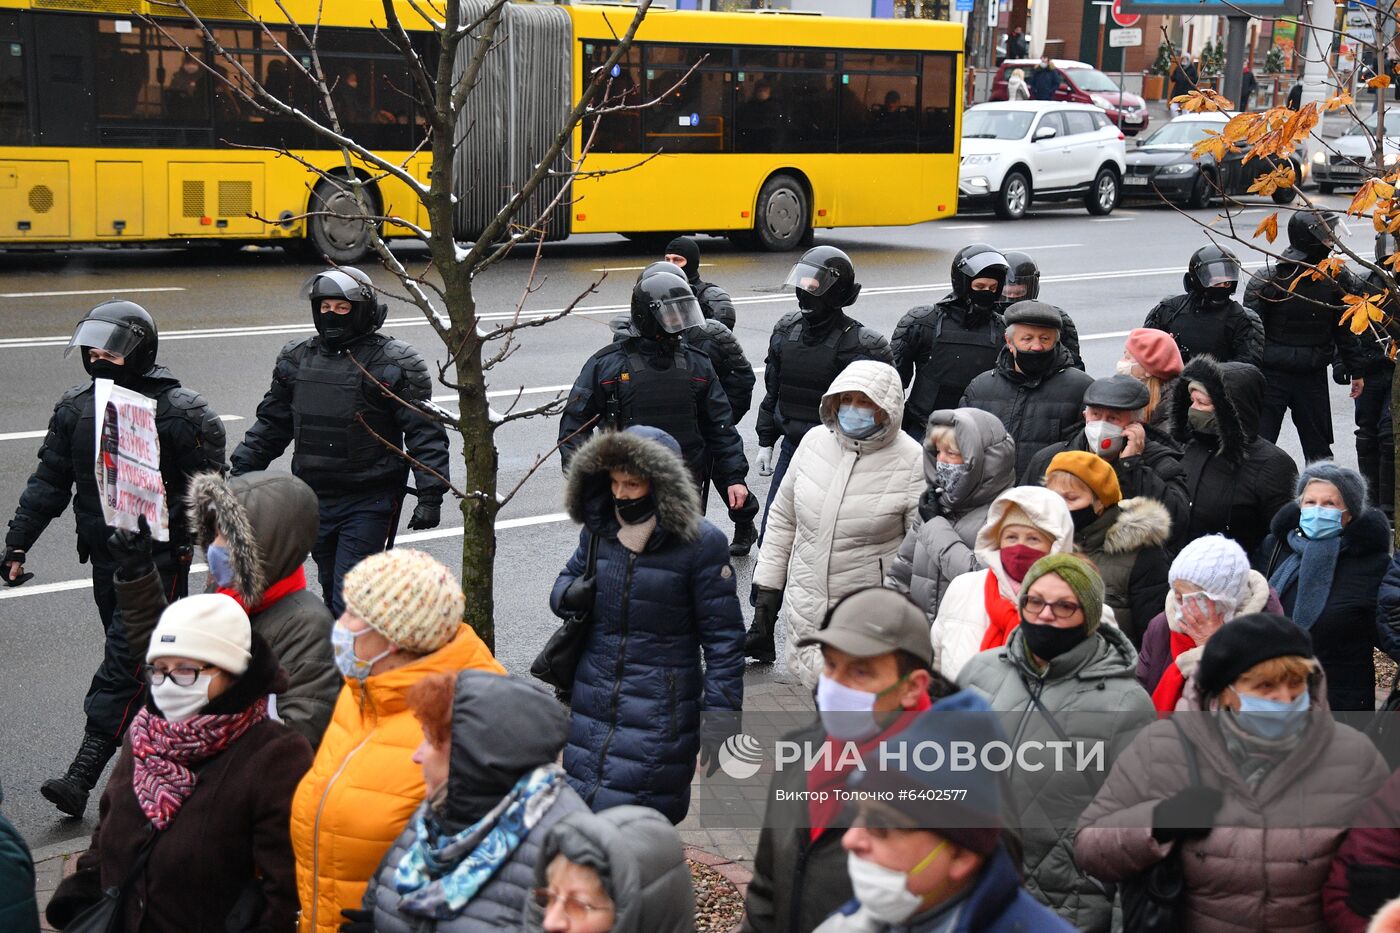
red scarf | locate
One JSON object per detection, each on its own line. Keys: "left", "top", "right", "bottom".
{"left": 1151, "top": 629, "right": 1197, "bottom": 712}
{"left": 979, "top": 570, "right": 1022, "bottom": 653}
{"left": 805, "top": 692, "right": 933, "bottom": 840}
{"left": 129, "top": 697, "right": 268, "bottom": 829}
{"left": 217, "top": 566, "right": 306, "bottom": 615}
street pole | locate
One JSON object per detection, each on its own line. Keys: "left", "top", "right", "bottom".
{"left": 1119, "top": 54, "right": 1126, "bottom": 130}
{"left": 1300, "top": 0, "right": 1339, "bottom": 109}
{"left": 1097, "top": 2, "right": 1107, "bottom": 70}
{"left": 1223, "top": 15, "right": 1247, "bottom": 108}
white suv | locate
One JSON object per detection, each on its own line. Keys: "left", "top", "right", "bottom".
{"left": 959, "top": 101, "right": 1127, "bottom": 219}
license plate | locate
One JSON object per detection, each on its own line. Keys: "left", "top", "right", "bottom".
{"left": 1123, "top": 175, "right": 1150, "bottom": 186}
{"left": 1125, "top": 115, "right": 1143, "bottom": 124}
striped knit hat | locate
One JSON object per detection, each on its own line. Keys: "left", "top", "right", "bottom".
{"left": 342, "top": 549, "right": 463, "bottom": 653}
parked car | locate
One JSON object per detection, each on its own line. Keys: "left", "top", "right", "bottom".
{"left": 1310, "top": 108, "right": 1400, "bottom": 194}
{"left": 959, "top": 101, "right": 1127, "bottom": 220}
{"left": 1123, "top": 112, "right": 1301, "bottom": 207}
{"left": 991, "top": 58, "right": 1150, "bottom": 135}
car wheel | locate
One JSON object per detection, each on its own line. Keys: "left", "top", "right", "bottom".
{"left": 753, "top": 174, "right": 810, "bottom": 251}
{"left": 1318, "top": 183, "right": 1335, "bottom": 195}
{"left": 303, "top": 178, "right": 378, "bottom": 264}
{"left": 1187, "top": 173, "right": 1212, "bottom": 209}
{"left": 1086, "top": 167, "right": 1119, "bottom": 215}
{"left": 994, "top": 171, "right": 1030, "bottom": 220}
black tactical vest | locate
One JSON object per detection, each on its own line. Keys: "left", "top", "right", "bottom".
{"left": 907, "top": 311, "right": 1002, "bottom": 424}
{"left": 777, "top": 321, "right": 845, "bottom": 435}
{"left": 622, "top": 348, "right": 706, "bottom": 467}
{"left": 290, "top": 348, "right": 399, "bottom": 474}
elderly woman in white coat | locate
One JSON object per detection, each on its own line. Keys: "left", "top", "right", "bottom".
{"left": 752, "top": 360, "right": 924, "bottom": 688}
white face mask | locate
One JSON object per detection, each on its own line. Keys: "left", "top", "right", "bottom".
{"left": 847, "top": 847, "right": 944, "bottom": 923}
{"left": 1084, "top": 419, "right": 1127, "bottom": 458}
{"left": 816, "top": 674, "right": 889, "bottom": 741}
{"left": 1115, "top": 357, "right": 1141, "bottom": 379}
{"left": 151, "top": 674, "right": 213, "bottom": 723}
{"left": 332, "top": 621, "right": 392, "bottom": 682}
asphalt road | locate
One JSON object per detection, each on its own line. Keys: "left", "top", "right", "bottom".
{"left": 0, "top": 193, "right": 1376, "bottom": 849}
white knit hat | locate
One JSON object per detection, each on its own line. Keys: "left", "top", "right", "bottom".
{"left": 1168, "top": 535, "right": 1251, "bottom": 610}
{"left": 147, "top": 593, "right": 252, "bottom": 675}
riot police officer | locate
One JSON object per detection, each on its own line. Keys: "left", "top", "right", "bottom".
{"left": 559, "top": 263, "right": 750, "bottom": 513}
{"left": 664, "top": 236, "right": 738, "bottom": 330}
{"left": 756, "top": 246, "right": 892, "bottom": 530}
{"left": 1244, "top": 210, "right": 1370, "bottom": 462}
{"left": 230, "top": 268, "right": 449, "bottom": 615}
{"left": 892, "top": 245, "right": 1010, "bottom": 439}
{"left": 3, "top": 300, "right": 226, "bottom": 816}
{"left": 1144, "top": 244, "right": 1264, "bottom": 365}
{"left": 999, "top": 249, "right": 1083, "bottom": 368}
{"left": 607, "top": 262, "right": 759, "bottom": 553}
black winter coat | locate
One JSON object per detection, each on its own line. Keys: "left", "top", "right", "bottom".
{"left": 6, "top": 366, "right": 226, "bottom": 558}
{"left": 694, "top": 279, "right": 738, "bottom": 330}
{"left": 1143, "top": 292, "right": 1264, "bottom": 366}
{"left": 1244, "top": 263, "right": 1370, "bottom": 374}
{"left": 1170, "top": 357, "right": 1298, "bottom": 557}
{"left": 230, "top": 332, "right": 450, "bottom": 499}
{"left": 960, "top": 344, "right": 1095, "bottom": 478}
{"left": 756, "top": 310, "right": 892, "bottom": 448}
{"left": 553, "top": 429, "right": 744, "bottom": 824}
{"left": 1261, "top": 502, "right": 1391, "bottom": 711}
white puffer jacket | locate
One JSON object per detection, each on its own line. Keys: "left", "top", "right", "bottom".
{"left": 755, "top": 361, "right": 924, "bottom": 688}
{"left": 930, "top": 486, "right": 1079, "bottom": 682}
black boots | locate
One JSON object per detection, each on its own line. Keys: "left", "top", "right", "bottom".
{"left": 729, "top": 520, "right": 758, "bottom": 557}
{"left": 745, "top": 585, "right": 783, "bottom": 664}
{"left": 42, "top": 730, "right": 118, "bottom": 817}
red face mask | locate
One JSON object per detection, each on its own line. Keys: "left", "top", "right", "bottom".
{"left": 1000, "top": 544, "right": 1048, "bottom": 584}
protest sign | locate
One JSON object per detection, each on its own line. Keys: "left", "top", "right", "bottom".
{"left": 93, "top": 378, "right": 169, "bottom": 542}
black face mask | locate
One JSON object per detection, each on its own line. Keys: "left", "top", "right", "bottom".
{"left": 1187, "top": 408, "right": 1219, "bottom": 436}
{"left": 320, "top": 314, "right": 351, "bottom": 346}
{"left": 969, "top": 289, "right": 1001, "bottom": 311}
{"left": 797, "top": 290, "right": 835, "bottom": 319}
{"left": 88, "top": 359, "right": 135, "bottom": 387}
{"left": 1021, "top": 621, "right": 1089, "bottom": 662}
{"left": 1070, "top": 506, "right": 1099, "bottom": 534}
{"left": 1202, "top": 286, "right": 1235, "bottom": 308}
{"left": 1014, "top": 347, "right": 1056, "bottom": 379}
{"left": 614, "top": 493, "right": 657, "bottom": 525}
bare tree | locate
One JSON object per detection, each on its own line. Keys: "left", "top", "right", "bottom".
{"left": 152, "top": 0, "right": 669, "bottom": 648}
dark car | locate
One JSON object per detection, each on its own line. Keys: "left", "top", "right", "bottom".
{"left": 1122, "top": 113, "right": 1299, "bottom": 207}
{"left": 991, "top": 58, "right": 1150, "bottom": 135}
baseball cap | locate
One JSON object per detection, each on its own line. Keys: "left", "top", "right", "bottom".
{"left": 797, "top": 587, "right": 933, "bottom": 667}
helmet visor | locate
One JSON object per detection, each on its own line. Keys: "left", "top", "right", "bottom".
{"left": 303, "top": 269, "right": 371, "bottom": 304}
{"left": 783, "top": 260, "right": 841, "bottom": 297}
{"left": 65, "top": 319, "right": 145, "bottom": 360}
{"left": 1193, "top": 258, "right": 1239, "bottom": 289}
{"left": 959, "top": 250, "right": 1010, "bottom": 282}
{"left": 656, "top": 295, "right": 705, "bottom": 334}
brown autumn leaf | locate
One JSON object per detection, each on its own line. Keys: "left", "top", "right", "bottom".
{"left": 1254, "top": 212, "right": 1280, "bottom": 242}
{"left": 1341, "top": 292, "right": 1388, "bottom": 334}
{"left": 1385, "top": 250, "right": 1400, "bottom": 270}
{"left": 1312, "top": 256, "right": 1346, "bottom": 281}
{"left": 1175, "top": 89, "right": 1235, "bottom": 113}
{"left": 1351, "top": 178, "right": 1389, "bottom": 216}
{"left": 1324, "top": 91, "right": 1357, "bottom": 111}
{"left": 1223, "top": 113, "right": 1261, "bottom": 143}
{"left": 1191, "top": 130, "right": 1231, "bottom": 162}
{"left": 1369, "top": 75, "right": 1393, "bottom": 89}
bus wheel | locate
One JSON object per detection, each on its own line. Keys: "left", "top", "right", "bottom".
{"left": 753, "top": 174, "right": 810, "bottom": 251}
{"left": 304, "top": 179, "right": 378, "bottom": 264}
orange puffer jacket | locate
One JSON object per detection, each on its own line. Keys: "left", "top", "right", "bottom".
{"left": 289, "top": 624, "right": 504, "bottom": 933}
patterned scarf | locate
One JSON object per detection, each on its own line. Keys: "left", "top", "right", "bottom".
{"left": 394, "top": 764, "right": 565, "bottom": 919}
{"left": 129, "top": 698, "right": 268, "bottom": 830}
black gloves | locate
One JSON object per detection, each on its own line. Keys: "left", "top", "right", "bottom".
{"left": 752, "top": 585, "right": 783, "bottom": 631}
{"left": 408, "top": 497, "right": 441, "bottom": 530}
{"left": 699, "top": 711, "right": 741, "bottom": 778}
{"left": 918, "top": 487, "right": 943, "bottom": 522}
{"left": 1345, "top": 864, "right": 1400, "bottom": 919}
{"left": 108, "top": 515, "right": 154, "bottom": 582}
{"left": 1, "top": 547, "right": 31, "bottom": 587}
{"left": 1151, "top": 785, "right": 1224, "bottom": 844}
{"left": 339, "top": 908, "right": 374, "bottom": 933}
{"left": 558, "top": 571, "right": 597, "bottom": 615}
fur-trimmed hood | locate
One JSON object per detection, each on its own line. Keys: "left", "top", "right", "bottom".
{"left": 186, "top": 471, "right": 319, "bottom": 607}
{"left": 1170, "top": 355, "right": 1266, "bottom": 461}
{"left": 563, "top": 427, "right": 701, "bottom": 543}
{"left": 1094, "top": 497, "right": 1173, "bottom": 556}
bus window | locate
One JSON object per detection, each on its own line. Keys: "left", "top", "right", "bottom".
{"left": 643, "top": 65, "right": 731, "bottom": 154}
{"left": 920, "top": 52, "right": 956, "bottom": 153}
{"left": 95, "top": 22, "right": 210, "bottom": 130}
{"left": 581, "top": 42, "right": 641, "bottom": 153}
{"left": 0, "top": 24, "right": 26, "bottom": 145}
{"left": 210, "top": 26, "right": 319, "bottom": 150}
{"left": 840, "top": 52, "right": 917, "bottom": 153}
{"left": 735, "top": 48, "right": 838, "bottom": 154}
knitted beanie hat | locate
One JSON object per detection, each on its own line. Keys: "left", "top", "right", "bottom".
{"left": 1297, "top": 460, "right": 1367, "bottom": 518}
{"left": 148, "top": 593, "right": 252, "bottom": 675}
{"left": 996, "top": 503, "right": 1042, "bottom": 537}
{"left": 1019, "top": 553, "right": 1105, "bottom": 634}
{"left": 1168, "top": 534, "right": 1252, "bottom": 611}
{"left": 342, "top": 549, "right": 464, "bottom": 654}
{"left": 1125, "top": 328, "right": 1185, "bottom": 380}
{"left": 1046, "top": 450, "right": 1122, "bottom": 507}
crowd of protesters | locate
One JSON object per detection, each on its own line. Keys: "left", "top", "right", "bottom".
{"left": 12, "top": 213, "right": 1400, "bottom": 932}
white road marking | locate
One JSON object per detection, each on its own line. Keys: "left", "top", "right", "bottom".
{"left": 0, "top": 510, "right": 571, "bottom": 600}
{"left": 941, "top": 224, "right": 989, "bottom": 230}
{"left": 1090, "top": 217, "right": 1136, "bottom": 223}
{"left": 590, "top": 265, "right": 648, "bottom": 272}
{"left": 0, "top": 286, "right": 186, "bottom": 299}
{"left": 0, "top": 415, "right": 244, "bottom": 443}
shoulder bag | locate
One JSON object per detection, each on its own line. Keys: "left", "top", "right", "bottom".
{"left": 532, "top": 531, "right": 601, "bottom": 693}
{"left": 1119, "top": 717, "right": 1200, "bottom": 933}
{"left": 65, "top": 830, "right": 161, "bottom": 933}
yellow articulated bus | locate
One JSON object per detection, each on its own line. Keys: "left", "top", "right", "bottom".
{"left": 0, "top": 0, "right": 963, "bottom": 260}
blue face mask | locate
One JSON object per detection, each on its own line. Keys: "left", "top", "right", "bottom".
{"left": 1299, "top": 505, "right": 1345, "bottom": 540}
{"left": 205, "top": 544, "right": 235, "bottom": 589}
{"left": 836, "top": 404, "right": 880, "bottom": 439}
{"left": 1235, "top": 689, "right": 1311, "bottom": 740}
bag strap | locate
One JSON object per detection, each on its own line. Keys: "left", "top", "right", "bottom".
{"left": 113, "top": 831, "right": 161, "bottom": 895}
{"left": 1168, "top": 717, "right": 1201, "bottom": 787}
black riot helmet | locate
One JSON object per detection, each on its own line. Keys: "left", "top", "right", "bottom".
{"left": 65, "top": 300, "right": 159, "bottom": 380}
{"left": 1281, "top": 210, "right": 1339, "bottom": 263}
{"left": 306, "top": 267, "right": 387, "bottom": 345}
{"left": 950, "top": 244, "right": 1009, "bottom": 299}
{"left": 1185, "top": 244, "right": 1242, "bottom": 301}
{"left": 784, "top": 245, "right": 861, "bottom": 317}
{"left": 1001, "top": 250, "right": 1040, "bottom": 302}
{"left": 631, "top": 262, "right": 704, "bottom": 341}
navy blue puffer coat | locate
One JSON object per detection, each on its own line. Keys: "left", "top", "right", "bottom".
{"left": 551, "top": 426, "right": 745, "bottom": 825}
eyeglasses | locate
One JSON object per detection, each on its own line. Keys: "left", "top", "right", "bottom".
{"left": 141, "top": 664, "right": 214, "bottom": 686}
{"left": 531, "top": 888, "right": 613, "bottom": 920}
{"left": 1020, "top": 595, "right": 1082, "bottom": 619}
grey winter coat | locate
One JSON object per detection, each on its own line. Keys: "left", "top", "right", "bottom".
{"left": 521, "top": 805, "right": 695, "bottom": 932}
{"left": 366, "top": 672, "right": 589, "bottom": 933}
{"left": 1071, "top": 498, "right": 1173, "bottom": 648}
{"left": 116, "top": 471, "right": 339, "bottom": 747}
{"left": 957, "top": 625, "right": 1155, "bottom": 933}
{"left": 1075, "top": 672, "right": 1390, "bottom": 933}
{"left": 885, "top": 408, "right": 1017, "bottom": 624}
{"left": 960, "top": 345, "right": 1095, "bottom": 478}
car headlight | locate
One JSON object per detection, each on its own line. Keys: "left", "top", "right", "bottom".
{"left": 961, "top": 154, "right": 995, "bottom": 165}
{"left": 1312, "top": 151, "right": 1326, "bottom": 164}
{"left": 1158, "top": 163, "right": 1197, "bottom": 175}
{"left": 1090, "top": 95, "right": 1111, "bottom": 109}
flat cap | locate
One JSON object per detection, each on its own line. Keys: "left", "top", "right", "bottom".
{"left": 1002, "top": 299, "right": 1062, "bottom": 330}
{"left": 797, "top": 587, "right": 933, "bottom": 667}
{"left": 1083, "top": 374, "right": 1150, "bottom": 411}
